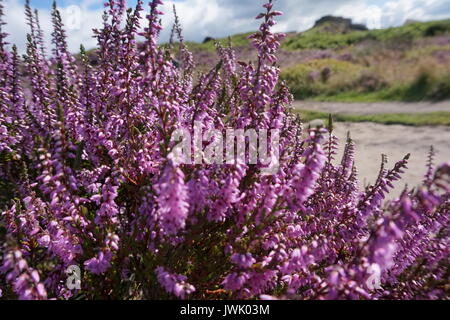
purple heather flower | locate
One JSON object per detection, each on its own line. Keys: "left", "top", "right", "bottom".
{"left": 0, "top": 0, "right": 447, "bottom": 301}
{"left": 155, "top": 266, "right": 195, "bottom": 299}
{"left": 155, "top": 160, "right": 190, "bottom": 235}
{"left": 231, "top": 253, "right": 256, "bottom": 268}
{"left": 84, "top": 250, "right": 112, "bottom": 275}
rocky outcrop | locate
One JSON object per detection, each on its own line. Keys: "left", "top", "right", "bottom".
{"left": 202, "top": 36, "right": 215, "bottom": 44}
{"left": 313, "top": 16, "right": 368, "bottom": 32}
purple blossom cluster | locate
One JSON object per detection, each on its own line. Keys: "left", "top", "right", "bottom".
{"left": 0, "top": 0, "right": 448, "bottom": 300}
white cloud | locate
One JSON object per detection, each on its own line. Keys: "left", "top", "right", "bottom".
{"left": 2, "top": 0, "right": 104, "bottom": 54}
{"left": 344, "top": 0, "right": 450, "bottom": 29}
{"left": 2, "top": 0, "right": 450, "bottom": 54}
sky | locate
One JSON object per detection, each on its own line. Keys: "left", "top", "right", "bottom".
{"left": 2, "top": 0, "right": 450, "bottom": 53}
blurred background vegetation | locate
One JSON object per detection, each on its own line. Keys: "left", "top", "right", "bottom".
{"left": 82, "top": 16, "right": 450, "bottom": 126}
{"left": 184, "top": 17, "right": 450, "bottom": 103}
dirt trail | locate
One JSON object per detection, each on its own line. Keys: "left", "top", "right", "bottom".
{"left": 293, "top": 100, "right": 450, "bottom": 115}
{"left": 292, "top": 101, "right": 450, "bottom": 198}
{"left": 331, "top": 122, "right": 450, "bottom": 198}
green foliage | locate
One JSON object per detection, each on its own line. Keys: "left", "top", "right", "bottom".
{"left": 174, "top": 18, "right": 450, "bottom": 52}
{"left": 280, "top": 59, "right": 365, "bottom": 99}
{"left": 404, "top": 71, "right": 450, "bottom": 101}
{"left": 282, "top": 19, "right": 450, "bottom": 50}
{"left": 283, "top": 28, "right": 370, "bottom": 50}
{"left": 296, "top": 109, "right": 450, "bottom": 126}
{"left": 185, "top": 32, "right": 254, "bottom": 51}
{"left": 310, "top": 72, "right": 450, "bottom": 103}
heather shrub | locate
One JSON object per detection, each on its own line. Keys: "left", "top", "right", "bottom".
{"left": 0, "top": 0, "right": 449, "bottom": 300}
{"left": 280, "top": 59, "right": 364, "bottom": 99}
{"left": 279, "top": 59, "right": 390, "bottom": 99}
{"left": 406, "top": 70, "right": 450, "bottom": 101}
{"left": 282, "top": 49, "right": 450, "bottom": 102}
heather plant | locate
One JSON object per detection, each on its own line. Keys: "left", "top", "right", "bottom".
{"left": 0, "top": 0, "right": 448, "bottom": 300}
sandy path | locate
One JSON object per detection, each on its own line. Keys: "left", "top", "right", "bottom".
{"left": 294, "top": 100, "right": 450, "bottom": 198}
{"left": 294, "top": 100, "right": 450, "bottom": 115}
{"left": 331, "top": 122, "right": 450, "bottom": 198}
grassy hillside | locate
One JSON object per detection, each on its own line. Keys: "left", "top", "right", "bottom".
{"left": 192, "top": 18, "right": 450, "bottom": 50}
{"left": 282, "top": 19, "right": 450, "bottom": 50}
{"left": 81, "top": 17, "right": 450, "bottom": 103}
{"left": 185, "top": 18, "right": 450, "bottom": 102}
{"left": 185, "top": 32, "right": 254, "bottom": 52}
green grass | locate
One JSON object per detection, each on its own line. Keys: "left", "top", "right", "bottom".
{"left": 280, "top": 58, "right": 368, "bottom": 100}
{"left": 180, "top": 18, "right": 450, "bottom": 52}
{"left": 405, "top": 44, "right": 450, "bottom": 60}
{"left": 282, "top": 19, "right": 450, "bottom": 50}
{"left": 311, "top": 88, "right": 411, "bottom": 102}
{"left": 283, "top": 65, "right": 450, "bottom": 103}
{"left": 311, "top": 90, "right": 398, "bottom": 102}
{"left": 188, "top": 18, "right": 450, "bottom": 52}
{"left": 296, "top": 110, "right": 450, "bottom": 126}
{"left": 185, "top": 32, "right": 254, "bottom": 51}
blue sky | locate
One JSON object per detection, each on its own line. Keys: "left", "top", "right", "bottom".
{"left": 20, "top": 0, "right": 182, "bottom": 10}
{"left": 3, "top": 0, "right": 450, "bottom": 53}
{"left": 9, "top": 0, "right": 399, "bottom": 9}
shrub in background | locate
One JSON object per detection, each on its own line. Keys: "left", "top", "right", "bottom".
{"left": 0, "top": 0, "right": 448, "bottom": 300}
